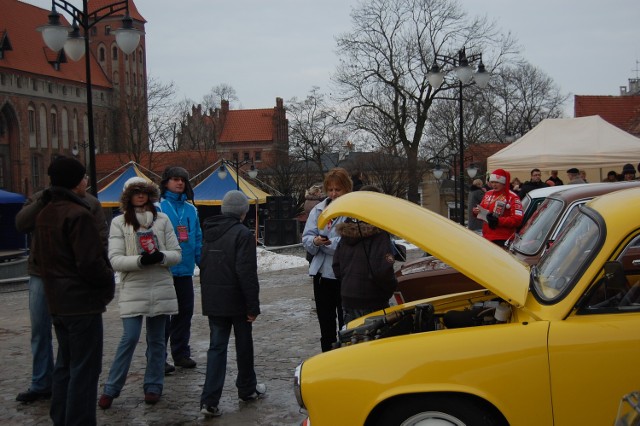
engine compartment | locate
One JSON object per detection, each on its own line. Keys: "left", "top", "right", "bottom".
{"left": 337, "top": 298, "right": 512, "bottom": 347}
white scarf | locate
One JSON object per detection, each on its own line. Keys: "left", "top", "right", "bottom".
{"left": 123, "top": 211, "right": 155, "bottom": 256}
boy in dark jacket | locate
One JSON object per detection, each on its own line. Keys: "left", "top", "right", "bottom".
{"left": 199, "top": 190, "right": 265, "bottom": 417}
{"left": 332, "top": 186, "right": 397, "bottom": 324}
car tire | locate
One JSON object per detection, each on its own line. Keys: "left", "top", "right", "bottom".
{"left": 370, "top": 394, "right": 505, "bottom": 426}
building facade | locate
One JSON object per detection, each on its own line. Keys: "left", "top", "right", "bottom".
{"left": 0, "top": 0, "right": 147, "bottom": 195}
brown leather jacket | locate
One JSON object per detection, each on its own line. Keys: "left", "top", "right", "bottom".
{"left": 33, "top": 187, "right": 114, "bottom": 315}
{"left": 15, "top": 190, "right": 107, "bottom": 277}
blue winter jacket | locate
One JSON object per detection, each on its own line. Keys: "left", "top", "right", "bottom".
{"left": 159, "top": 191, "right": 202, "bottom": 277}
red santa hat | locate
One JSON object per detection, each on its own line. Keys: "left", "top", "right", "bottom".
{"left": 489, "top": 169, "right": 509, "bottom": 185}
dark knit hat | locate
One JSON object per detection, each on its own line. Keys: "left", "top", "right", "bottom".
{"left": 221, "top": 190, "right": 249, "bottom": 218}
{"left": 48, "top": 156, "right": 86, "bottom": 189}
{"left": 566, "top": 167, "right": 579, "bottom": 174}
{"left": 160, "top": 166, "right": 194, "bottom": 200}
{"left": 622, "top": 163, "right": 636, "bottom": 175}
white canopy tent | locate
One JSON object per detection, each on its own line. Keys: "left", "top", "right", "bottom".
{"left": 487, "top": 116, "right": 640, "bottom": 182}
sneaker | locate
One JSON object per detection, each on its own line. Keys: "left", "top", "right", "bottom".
{"left": 164, "top": 362, "right": 175, "bottom": 375}
{"left": 200, "top": 404, "right": 222, "bottom": 417}
{"left": 174, "top": 357, "right": 196, "bottom": 368}
{"left": 144, "top": 392, "right": 161, "bottom": 405}
{"left": 98, "top": 394, "right": 114, "bottom": 410}
{"left": 16, "top": 389, "right": 52, "bottom": 403}
{"left": 240, "top": 383, "right": 266, "bottom": 401}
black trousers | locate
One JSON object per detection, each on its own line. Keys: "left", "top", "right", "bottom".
{"left": 312, "top": 275, "right": 343, "bottom": 352}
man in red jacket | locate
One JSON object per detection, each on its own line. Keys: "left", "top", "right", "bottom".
{"left": 472, "top": 168, "right": 523, "bottom": 247}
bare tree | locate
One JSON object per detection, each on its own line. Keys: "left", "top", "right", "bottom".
{"left": 287, "top": 87, "right": 348, "bottom": 187}
{"left": 333, "top": 0, "right": 515, "bottom": 203}
{"left": 146, "top": 76, "right": 178, "bottom": 152}
{"left": 203, "top": 83, "right": 239, "bottom": 110}
{"left": 481, "top": 62, "right": 568, "bottom": 141}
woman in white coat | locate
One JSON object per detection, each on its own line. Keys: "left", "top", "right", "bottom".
{"left": 99, "top": 178, "right": 181, "bottom": 409}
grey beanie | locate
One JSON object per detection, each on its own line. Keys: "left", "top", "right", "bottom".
{"left": 221, "top": 190, "right": 249, "bottom": 218}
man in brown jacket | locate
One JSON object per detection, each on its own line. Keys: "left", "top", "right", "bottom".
{"left": 33, "top": 156, "right": 114, "bottom": 426}
{"left": 15, "top": 177, "right": 107, "bottom": 404}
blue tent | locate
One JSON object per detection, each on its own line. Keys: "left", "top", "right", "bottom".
{"left": 97, "top": 162, "right": 155, "bottom": 207}
{"left": 193, "top": 164, "right": 270, "bottom": 206}
{"left": 0, "top": 189, "right": 27, "bottom": 251}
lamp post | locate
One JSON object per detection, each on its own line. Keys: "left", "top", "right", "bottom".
{"left": 38, "top": 0, "right": 142, "bottom": 196}
{"left": 71, "top": 140, "right": 97, "bottom": 157}
{"left": 217, "top": 158, "right": 258, "bottom": 191}
{"left": 428, "top": 47, "right": 490, "bottom": 225}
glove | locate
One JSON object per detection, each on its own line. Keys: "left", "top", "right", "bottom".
{"left": 486, "top": 213, "right": 499, "bottom": 229}
{"left": 140, "top": 250, "right": 164, "bottom": 265}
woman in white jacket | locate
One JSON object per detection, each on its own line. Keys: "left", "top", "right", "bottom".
{"left": 99, "top": 178, "right": 181, "bottom": 409}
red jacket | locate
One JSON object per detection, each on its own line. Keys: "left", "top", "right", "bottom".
{"left": 478, "top": 188, "right": 523, "bottom": 242}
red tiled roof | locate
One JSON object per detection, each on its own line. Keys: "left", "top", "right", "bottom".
{"left": 0, "top": 0, "right": 111, "bottom": 88}
{"left": 574, "top": 95, "right": 640, "bottom": 132}
{"left": 220, "top": 109, "right": 274, "bottom": 143}
{"left": 89, "top": 0, "right": 146, "bottom": 23}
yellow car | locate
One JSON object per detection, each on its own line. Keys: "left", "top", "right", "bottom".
{"left": 294, "top": 189, "right": 640, "bottom": 426}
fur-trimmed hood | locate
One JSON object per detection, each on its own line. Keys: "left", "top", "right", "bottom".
{"left": 120, "top": 180, "right": 160, "bottom": 213}
{"left": 335, "top": 220, "right": 381, "bottom": 244}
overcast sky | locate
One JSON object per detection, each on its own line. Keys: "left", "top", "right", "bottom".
{"left": 25, "top": 0, "right": 640, "bottom": 114}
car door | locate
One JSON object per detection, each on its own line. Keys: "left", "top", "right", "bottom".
{"left": 547, "top": 234, "right": 640, "bottom": 425}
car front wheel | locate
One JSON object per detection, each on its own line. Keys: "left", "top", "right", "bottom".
{"left": 370, "top": 394, "right": 505, "bottom": 426}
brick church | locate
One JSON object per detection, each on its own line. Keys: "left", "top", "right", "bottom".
{"left": 0, "top": 0, "right": 288, "bottom": 196}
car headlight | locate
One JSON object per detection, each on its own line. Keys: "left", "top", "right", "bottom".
{"left": 294, "top": 362, "right": 305, "bottom": 409}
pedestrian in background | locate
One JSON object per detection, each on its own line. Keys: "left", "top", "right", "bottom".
{"left": 159, "top": 166, "right": 202, "bottom": 373}
{"left": 33, "top": 156, "right": 115, "bottom": 426}
{"left": 472, "top": 168, "right": 523, "bottom": 247}
{"left": 99, "top": 178, "right": 181, "bottom": 409}
{"left": 517, "top": 168, "right": 548, "bottom": 199}
{"left": 333, "top": 185, "right": 397, "bottom": 325}
{"left": 199, "top": 190, "right": 265, "bottom": 418}
{"left": 302, "top": 167, "right": 352, "bottom": 352}
{"left": 566, "top": 167, "right": 586, "bottom": 184}
{"left": 546, "top": 170, "right": 563, "bottom": 186}
{"left": 602, "top": 170, "right": 619, "bottom": 182}
{"left": 14, "top": 168, "right": 107, "bottom": 404}
{"left": 622, "top": 163, "right": 636, "bottom": 181}
{"left": 303, "top": 183, "right": 326, "bottom": 263}
{"left": 579, "top": 170, "right": 588, "bottom": 183}
{"left": 467, "top": 178, "right": 485, "bottom": 234}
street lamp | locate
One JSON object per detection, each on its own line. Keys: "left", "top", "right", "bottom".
{"left": 217, "top": 158, "right": 258, "bottom": 191}
{"left": 71, "top": 140, "right": 97, "bottom": 157}
{"left": 428, "top": 47, "right": 490, "bottom": 225}
{"left": 38, "top": 0, "right": 142, "bottom": 195}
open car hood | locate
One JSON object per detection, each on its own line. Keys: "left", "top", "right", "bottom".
{"left": 319, "top": 192, "right": 530, "bottom": 307}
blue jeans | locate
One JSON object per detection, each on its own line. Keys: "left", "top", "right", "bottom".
{"left": 103, "top": 315, "right": 166, "bottom": 397}
{"left": 29, "top": 275, "right": 54, "bottom": 393}
{"left": 166, "top": 276, "right": 194, "bottom": 361}
{"left": 50, "top": 313, "right": 103, "bottom": 426}
{"left": 201, "top": 316, "right": 257, "bottom": 406}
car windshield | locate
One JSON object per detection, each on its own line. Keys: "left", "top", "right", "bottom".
{"left": 512, "top": 199, "right": 564, "bottom": 256}
{"left": 532, "top": 209, "right": 600, "bottom": 302}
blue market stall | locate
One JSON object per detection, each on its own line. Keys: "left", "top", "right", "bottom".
{"left": 193, "top": 163, "right": 271, "bottom": 243}
{"left": 97, "top": 162, "right": 157, "bottom": 207}
{"left": 0, "top": 189, "right": 28, "bottom": 282}
{"left": 193, "top": 163, "right": 270, "bottom": 206}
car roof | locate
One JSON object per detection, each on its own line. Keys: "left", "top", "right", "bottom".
{"left": 544, "top": 181, "right": 640, "bottom": 202}
{"left": 527, "top": 182, "right": 604, "bottom": 199}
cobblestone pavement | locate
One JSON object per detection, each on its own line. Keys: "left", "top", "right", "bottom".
{"left": 0, "top": 263, "right": 319, "bottom": 426}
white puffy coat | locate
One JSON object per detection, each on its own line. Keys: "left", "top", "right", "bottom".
{"left": 108, "top": 212, "right": 181, "bottom": 318}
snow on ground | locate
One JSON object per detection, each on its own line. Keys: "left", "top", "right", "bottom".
{"left": 192, "top": 239, "right": 418, "bottom": 277}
